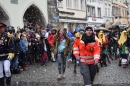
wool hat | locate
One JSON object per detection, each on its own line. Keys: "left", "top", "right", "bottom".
{"left": 85, "top": 27, "right": 93, "bottom": 31}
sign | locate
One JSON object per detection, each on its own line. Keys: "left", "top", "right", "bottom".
{"left": 92, "top": 17, "right": 96, "bottom": 21}
{"left": 52, "top": 16, "right": 59, "bottom": 20}
{"left": 10, "top": 0, "right": 18, "bottom": 4}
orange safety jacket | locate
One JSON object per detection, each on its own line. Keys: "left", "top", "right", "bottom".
{"left": 73, "top": 38, "right": 101, "bottom": 64}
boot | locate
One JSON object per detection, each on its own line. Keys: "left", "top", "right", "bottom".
{"left": 0, "top": 77, "right": 5, "bottom": 86}
{"left": 118, "top": 58, "right": 121, "bottom": 66}
{"left": 6, "top": 77, "right": 11, "bottom": 86}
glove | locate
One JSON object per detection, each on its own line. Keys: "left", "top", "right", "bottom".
{"left": 76, "top": 57, "right": 80, "bottom": 61}
{"left": 94, "top": 60, "right": 98, "bottom": 65}
{"left": 7, "top": 56, "right": 13, "bottom": 61}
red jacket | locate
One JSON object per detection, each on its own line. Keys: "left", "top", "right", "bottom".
{"left": 73, "top": 38, "right": 100, "bottom": 64}
{"left": 48, "top": 34, "right": 55, "bottom": 46}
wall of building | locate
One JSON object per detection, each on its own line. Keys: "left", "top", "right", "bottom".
{"left": 87, "top": 2, "right": 103, "bottom": 17}
{"left": 0, "top": 0, "right": 48, "bottom": 29}
{"left": 57, "top": 0, "right": 87, "bottom": 30}
{"left": 112, "top": 0, "right": 128, "bottom": 25}
{"left": 58, "top": 0, "right": 86, "bottom": 19}
{"left": 102, "top": 1, "right": 113, "bottom": 23}
{"left": 86, "top": 2, "right": 104, "bottom": 27}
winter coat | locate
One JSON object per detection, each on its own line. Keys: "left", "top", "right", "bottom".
{"left": 73, "top": 38, "right": 100, "bottom": 65}
{"left": 48, "top": 34, "right": 55, "bottom": 46}
{"left": 19, "top": 39, "right": 26, "bottom": 53}
{"left": 52, "top": 36, "right": 70, "bottom": 57}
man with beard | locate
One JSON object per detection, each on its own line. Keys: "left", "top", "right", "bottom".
{"left": 73, "top": 27, "right": 100, "bottom": 86}
{"left": 0, "top": 22, "right": 14, "bottom": 86}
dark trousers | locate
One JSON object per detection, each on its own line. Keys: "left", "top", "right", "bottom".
{"left": 80, "top": 63, "right": 96, "bottom": 85}
{"left": 100, "top": 54, "right": 107, "bottom": 67}
{"left": 19, "top": 52, "right": 27, "bottom": 67}
{"left": 57, "top": 52, "right": 66, "bottom": 74}
{"left": 11, "top": 55, "right": 19, "bottom": 70}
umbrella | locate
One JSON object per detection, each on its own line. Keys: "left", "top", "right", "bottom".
{"left": 114, "top": 21, "right": 121, "bottom": 25}
{"left": 94, "top": 27, "right": 109, "bottom": 33}
{"left": 100, "top": 22, "right": 113, "bottom": 28}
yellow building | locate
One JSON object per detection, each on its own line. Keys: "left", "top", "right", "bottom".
{"left": 57, "top": 0, "right": 87, "bottom": 30}
{"left": 112, "top": 0, "right": 128, "bottom": 26}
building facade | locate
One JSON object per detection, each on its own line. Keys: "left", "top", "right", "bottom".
{"left": 103, "top": 0, "right": 113, "bottom": 23}
{"left": 0, "top": 0, "right": 48, "bottom": 29}
{"left": 86, "top": 0, "right": 113, "bottom": 29}
{"left": 47, "top": 0, "right": 59, "bottom": 29}
{"left": 57, "top": 0, "right": 87, "bottom": 30}
{"left": 127, "top": 0, "right": 130, "bottom": 24}
{"left": 87, "top": 1, "right": 104, "bottom": 28}
{"left": 112, "top": 0, "right": 128, "bottom": 26}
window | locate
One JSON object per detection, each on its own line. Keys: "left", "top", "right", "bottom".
{"left": 122, "top": 9, "right": 124, "bottom": 17}
{"left": 87, "top": 6, "right": 95, "bottom": 17}
{"left": 108, "top": 8, "right": 110, "bottom": 16}
{"left": 57, "top": 0, "right": 62, "bottom": 7}
{"left": 66, "top": 0, "right": 71, "bottom": 8}
{"left": 97, "top": 8, "right": 101, "bottom": 17}
{"left": 80, "top": 0, "right": 84, "bottom": 10}
{"left": 105, "top": 8, "right": 107, "bottom": 16}
{"left": 73, "top": 0, "right": 78, "bottom": 9}
{"left": 87, "top": 6, "right": 91, "bottom": 16}
{"left": 91, "top": 7, "right": 95, "bottom": 17}
{"left": 126, "top": 10, "right": 127, "bottom": 17}
{"left": 112, "top": 7, "right": 115, "bottom": 16}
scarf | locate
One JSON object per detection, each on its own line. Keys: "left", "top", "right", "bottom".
{"left": 81, "top": 33, "right": 95, "bottom": 46}
{"left": 59, "top": 35, "right": 64, "bottom": 41}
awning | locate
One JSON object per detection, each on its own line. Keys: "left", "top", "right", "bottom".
{"left": 59, "top": 19, "right": 87, "bottom": 23}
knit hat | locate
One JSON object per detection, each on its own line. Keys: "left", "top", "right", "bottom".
{"left": 85, "top": 27, "right": 93, "bottom": 31}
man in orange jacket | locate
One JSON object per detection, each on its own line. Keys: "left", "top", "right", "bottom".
{"left": 73, "top": 27, "right": 100, "bottom": 86}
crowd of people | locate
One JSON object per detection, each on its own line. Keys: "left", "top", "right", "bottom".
{"left": 1, "top": 21, "right": 130, "bottom": 86}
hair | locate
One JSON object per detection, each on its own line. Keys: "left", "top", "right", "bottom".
{"left": 55, "top": 28, "right": 68, "bottom": 41}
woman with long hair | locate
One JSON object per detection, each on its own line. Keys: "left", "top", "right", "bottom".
{"left": 52, "top": 28, "right": 70, "bottom": 80}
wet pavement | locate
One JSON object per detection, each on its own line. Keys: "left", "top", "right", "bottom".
{"left": 11, "top": 59, "right": 130, "bottom": 86}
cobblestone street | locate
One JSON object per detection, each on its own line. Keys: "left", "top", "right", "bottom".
{"left": 11, "top": 59, "right": 130, "bottom": 86}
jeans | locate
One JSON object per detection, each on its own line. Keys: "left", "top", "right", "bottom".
{"left": 57, "top": 52, "right": 66, "bottom": 74}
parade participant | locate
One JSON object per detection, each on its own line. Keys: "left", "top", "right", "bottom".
{"left": 40, "top": 36, "right": 48, "bottom": 66}
{"left": 52, "top": 28, "right": 70, "bottom": 80}
{"left": 73, "top": 27, "right": 100, "bottom": 86}
{"left": 48, "top": 28, "right": 57, "bottom": 62}
{"left": 111, "top": 29, "right": 120, "bottom": 59}
{"left": 72, "top": 32, "right": 82, "bottom": 74}
{"left": 67, "top": 28, "right": 74, "bottom": 68}
{"left": 97, "top": 30, "right": 108, "bottom": 67}
{"left": 118, "top": 30, "right": 128, "bottom": 68}
{"left": 0, "top": 22, "right": 15, "bottom": 86}
{"left": 11, "top": 33, "right": 21, "bottom": 74}
{"left": 126, "top": 28, "right": 130, "bottom": 63}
